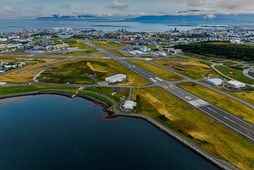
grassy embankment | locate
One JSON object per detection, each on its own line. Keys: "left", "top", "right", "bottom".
{"left": 179, "top": 82, "right": 254, "bottom": 124}
{"left": 130, "top": 60, "right": 182, "bottom": 81}
{"left": 39, "top": 59, "right": 149, "bottom": 86}
{"left": 0, "top": 85, "right": 115, "bottom": 108}
{"left": 230, "top": 91, "right": 254, "bottom": 105}
{"left": 154, "top": 60, "right": 219, "bottom": 79}
{"left": 131, "top": 87, "right": 254, "bottom": 170}
{"left": 210, "top": 85, "right": 254, "bottom": 105}
{"left": 0, "top": 59, "right": 61, "bottom": 83}
{"left": 215, "top": 65, "right": 254, "bottom": 85}
{"left": 0, "top": 85, "right": 78, "bottom": 96}
{"left": 81, "top": 87, "right": 129, "bottom": 108}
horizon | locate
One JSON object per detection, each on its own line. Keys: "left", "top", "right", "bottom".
{"left": 1, "top": 0, "right": 254, "bottom": 19}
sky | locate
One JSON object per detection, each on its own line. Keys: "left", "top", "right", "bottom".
{"left": 0, "top": 0, "right": 254, "bottom": 18}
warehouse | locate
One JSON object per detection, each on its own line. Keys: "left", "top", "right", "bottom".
{"left": 225, "top": 80, "right": 246, "bottom": 89}
{"left": 205, "top": 78, "right": 223, "bottom": 86}
{"left": 105, "top": 74, "right": 127, "bottom": 84}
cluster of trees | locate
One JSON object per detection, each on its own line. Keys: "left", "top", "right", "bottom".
{"left": 175, "top": 41, "right": 254, "bottom": 61}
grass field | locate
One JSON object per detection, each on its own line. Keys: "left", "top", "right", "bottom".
{"left": 179, "top": 82, "right": 254, "bottom": 125}
{"left": 217, "top": 89, "right": 254, "bottom": 105}
{"left": 130, "top": 60, "right": 182, "bottom": 81}
{"left": 89, "top": 40, "right": 125, "bottom": 50}
{"left": 39, "top": 59, "right": 149, "bottom": 86}
{"left": 230, "top": 91, "right": 254, "bottom": 105}
{"left": 131, "top": 87, "right": 254, "bottom": 170}
{"left": 89, "top": 40, "right": 127, "bottom": 57}
{"left": 82, "top": 87, "right": 129, "bottom": 107}
{"left": 215, "top": 65, "right": 254, "bottom": 84}
{"left": 154, "top": 60, "right": 219, "bottom": 79}
{"left": 65, "top": 39, "right": 96, "bottom": 51}
{"left": 0, "top": 59, "right": 59, "bottom": 83}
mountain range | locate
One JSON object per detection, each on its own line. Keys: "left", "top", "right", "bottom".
{"left": 37, "top": 14, "right": 254, "bottom": 25}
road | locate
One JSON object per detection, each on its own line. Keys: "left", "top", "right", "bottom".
{"left": 86, "top": 42, "right": 254, "bottom": 142}
{"left": 148, "top": 61, "right": 254, "bottom": 110}
{"left": 211, "top": 63, "right": 254, "bottom": 87}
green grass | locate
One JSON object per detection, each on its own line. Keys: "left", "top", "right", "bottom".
{"left": 215, "top": 65, "right": 254, "bottom": 84}
{"left": 0, "top": 85, "right": 78, "bottom": 96}
{"left": 230, "top": 91, "right": 254, "bottom": 105}
{"left": 130, "top": 60, "right": 182, "bottom": 81}
{"left": 179, "top": 82, "right": 254, "bottom": 125}
{"left": 89, "top": 40, "right": 127, "bottom": 57}
{"left": 83, "top": 87, "right": 129, "bottom": 107}
{"left": 38, "top": 60, "right": 99, "bottom": 84}
{"left": 79, "top": 90, "right": 114, "bottom": 106}
{"left": 90, "top": 40, "right": 125, "bottom": 50}
{"left": 39, "top": 59, "right": 149, "bottom": 86}
{"left": 131, "top": 87, "right": 254, "bottom": 170}
{"left": 155, "top": 60, "right": 219, "bottom": 79}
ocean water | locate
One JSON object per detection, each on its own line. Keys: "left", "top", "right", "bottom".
{"left": 0, "top": 94, "right": 219, "bottom": 170}
{"left": 0, "top": 19, "right": 197, "bottom": 32}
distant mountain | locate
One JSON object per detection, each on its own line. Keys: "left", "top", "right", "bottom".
{"left": 37, "top": 14, "right": 254, "bottom": 25}
{"left": 37, "top": 14, "right": 101, "bottom": 21}
{"left": 127, "top": 14, "right": 254, "bottom": 25}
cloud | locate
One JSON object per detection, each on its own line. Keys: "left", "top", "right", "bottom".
{"left": 184, "top": 0, "right": 254, "bottom": 14}
{"left": 0, "top": 6, "right": 22, "bottom": 16}
{"left": 108, "top": 0, "right": 129, "bottom": 10}
{"left": 30, "top": 6, "right": 44, "bottom": 16}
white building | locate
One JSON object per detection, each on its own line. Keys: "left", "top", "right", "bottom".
{"left": 140, "top": 46, "right": 150, "bottom": 52}
{"left": 206, "top": 78, "right": 224, "bottom": 86}
{"left": 105, "top": 74, "right": 127, "bottom": 84}
{"left": 226, "top": 80, "right": 246, "bottom": 89}
{"left": 0, "top": 82, "right": 7, "bottom": 86}
{"left": 123, "top": 100, "right": 137, "bottom": 110}
{"left": 230, "top": 40, "right": 243, "bottom": 44}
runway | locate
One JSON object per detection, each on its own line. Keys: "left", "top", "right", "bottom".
{"left": 86, "top": 42, "right": 254, "bottom": 142}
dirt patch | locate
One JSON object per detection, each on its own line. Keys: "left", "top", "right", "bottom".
{"left": 181, "top": 61, "right": 210, "bottom": 68}
{"left": 142, "top": 93, "right": 175, "bottom": 120}
{"left": 87, "top": 62, "right": 107, "bottom": 73}
{"left": 190, "top": 131, "right": 209, "bottom": 141}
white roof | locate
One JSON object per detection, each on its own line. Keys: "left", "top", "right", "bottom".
{"left": 123, "top": 100, "right": 136, "bottom": 109}
{"left": 106, "top": 74, "right": 126, "bottom": 82}
{"left": 227, "top": 80, "right": 245, "bottom": 86}
{"left": 206, "top": 78, "right": 223, "bottom": 84}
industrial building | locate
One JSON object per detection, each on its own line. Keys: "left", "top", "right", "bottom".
{"left": 206, "top": 78, "right": 224, "bottom": 86}
{"left": 105, "top": 74, "right": 127, "bottom": 84}
{"left": 225, "top": 80, "right": 246, "bottom": 89}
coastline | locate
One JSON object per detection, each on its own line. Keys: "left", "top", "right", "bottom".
{"left": 0, "top": 91, "right": 236, "bottom": 170}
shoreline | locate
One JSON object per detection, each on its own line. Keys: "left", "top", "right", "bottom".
{"left": 0, "top": 91, "right": 236, "bottom": 170}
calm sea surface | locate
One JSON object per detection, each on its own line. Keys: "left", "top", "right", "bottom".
{"left": 0, "top": 19, "right": 198, "bottom": 32}
{"left": 0, "top": 94, "right": 218, "bottom": 170}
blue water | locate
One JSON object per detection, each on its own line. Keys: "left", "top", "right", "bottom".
{"left": 0, "top": 19, "right": 197, "bottom": 32}
{"left": 0, "top": 94, "right": 218, "bottom": 170}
